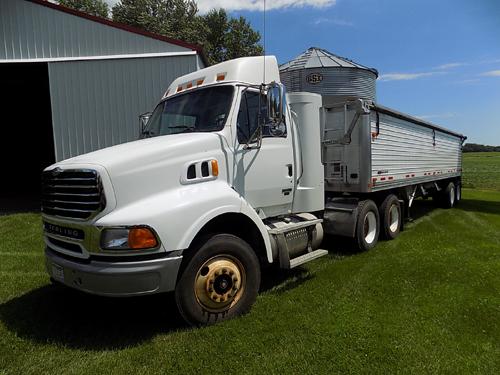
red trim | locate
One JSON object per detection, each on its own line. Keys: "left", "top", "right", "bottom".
{"left": 26, "top": 0, "right": 208, "bottom": 66}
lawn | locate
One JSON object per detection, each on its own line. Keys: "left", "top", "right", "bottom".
{"left": 462, "top": 151, "right": 500, "bottom": 190}
{"left": 1, "top": 154, "right": 499, "bottom": 374}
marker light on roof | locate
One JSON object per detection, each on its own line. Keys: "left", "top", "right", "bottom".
{"left": 197, "top": 79, "right": 204, "bottom": 86}
{"left": 216, "top": 73, "right": 226, "bottom": 81}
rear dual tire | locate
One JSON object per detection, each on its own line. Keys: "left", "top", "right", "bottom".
{"left": 379, "top": 194, "right": 402, "bottom": 240}
{"left": 355, "top": 200, "right": 380, "bottom": 251}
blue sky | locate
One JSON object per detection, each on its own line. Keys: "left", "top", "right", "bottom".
{"left": 106, "top": 0, "right": 500, "bottom": 145}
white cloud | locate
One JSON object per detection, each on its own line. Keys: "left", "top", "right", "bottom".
{"left": 434, "top": 62, "right": 466, "bottom": 70}
{"left": 481, "top": 70, "right": 500, "bottom": 77}
{"left": 313, "top": 17, "right": 353, "bottom": 26}
{"left": 378, "top": 72, "right": 443, "bottom": 82}
{"left": 417, "top": 113, "right": 456, "bottom": 120}
{"left": 104, "top": 0, "right": 335, "bottom": 13}
{"left": 195, "top": 0, "right": 335, "bottom": 13}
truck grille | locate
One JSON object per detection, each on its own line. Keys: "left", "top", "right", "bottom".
{"left": 42, "top": 169, "right": 106, "bottom": 220}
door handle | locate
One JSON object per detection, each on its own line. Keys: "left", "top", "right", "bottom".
{"left": 287, "top": 164, "right": 293, "bottom": 177}
{"left": 282, "top": 188, "right": 292, "bottom": 196}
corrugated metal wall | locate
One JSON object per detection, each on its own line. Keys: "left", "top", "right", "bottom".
{"left": 48, "top": 55, "right": 198, "bottom": 160}
{"left": 370, "top": 112, "right": 462, "bottom": 191}
{"left": 0, "top": 0, "right": 190, "bottom": 60}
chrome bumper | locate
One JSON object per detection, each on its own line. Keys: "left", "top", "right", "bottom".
{"left": 45, "top": 248, "right": 183, "bottom": 296}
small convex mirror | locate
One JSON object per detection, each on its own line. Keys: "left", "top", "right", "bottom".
{"left": 267, "top": 82, "right": 286, "bottom": 124}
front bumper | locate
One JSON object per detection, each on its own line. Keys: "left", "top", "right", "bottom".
{"left": 45, "top": 248, "right": 183, "bottom": 297}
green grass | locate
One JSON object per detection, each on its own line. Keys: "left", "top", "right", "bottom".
{"left": 1, "top": 154, "right": 500, "bottom": 374}
{"left": 463, "top": 152, "right": 500, "bottom": 190}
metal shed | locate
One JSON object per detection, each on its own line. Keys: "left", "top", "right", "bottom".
{"left": 0, "top": 0, "right": 205, "bottom": 210}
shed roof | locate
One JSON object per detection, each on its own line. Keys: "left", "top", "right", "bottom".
{"left": 1, "top": 0, "right": 207, "bottom": 65}
{"left": 280, "top": 47, "right": 378, "bottom": 77}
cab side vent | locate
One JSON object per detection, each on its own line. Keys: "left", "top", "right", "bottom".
{"left": 187, "top": 164, "right": 196, "bottom": 179}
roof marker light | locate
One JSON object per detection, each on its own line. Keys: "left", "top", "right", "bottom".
{"left": 196, "top": 79, "right": 204, "bottom": 86}
{"left": 216, "top": 73, "right": 226, "bottom": 81}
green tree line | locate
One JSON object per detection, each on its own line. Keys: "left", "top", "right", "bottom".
{"left": 463, "top": 143, "right": 500, "bottom": 152}
{"left": 58, "top": 0, "right": 263, "bottom": 65}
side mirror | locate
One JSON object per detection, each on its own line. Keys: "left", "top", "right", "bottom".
{"left": 139, "top": 112, "right": 152, "bottom": 136}
{"left": 267, "top": 82, "right": 286, "bottom": 124}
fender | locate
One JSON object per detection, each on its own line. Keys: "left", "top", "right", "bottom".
{"left": 96, "top": 180, "right": 273, "bottom": 262}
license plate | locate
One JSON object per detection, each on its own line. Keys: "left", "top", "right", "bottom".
{"left": 44, "top": 222, "right": 84, "bottom": 240}
{"left": 51, "top": 263, "right": 65, "bottom": 282}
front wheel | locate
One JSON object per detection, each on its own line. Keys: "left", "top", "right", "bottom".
{"left": 175, "top": 234, "right": 261, "bottom": 326}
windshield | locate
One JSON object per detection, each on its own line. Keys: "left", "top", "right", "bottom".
{"left": 143, "top": 86, "right": 234, "bottom": 137}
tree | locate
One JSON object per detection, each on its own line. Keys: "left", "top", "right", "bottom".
{"left": 58, "top": 0, "right": 109, "bottom": 18}
{"left": 111, "top": 1, "right": 263, "bottom": 64}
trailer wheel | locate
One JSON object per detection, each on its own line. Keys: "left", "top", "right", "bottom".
{"left": 175, "top": 234, "right": 260, "bottom": 326}
{"left": 443, "top": 182, "right": 456, "bottom": 208}
{"left": 379, "top": 194, "right": 401, "bottom": 240}
{"left": 455, "top": 183, "right": 461, "bottom": 205}
{"left": 355, "top": 200, "right": 380, "bottom": 251}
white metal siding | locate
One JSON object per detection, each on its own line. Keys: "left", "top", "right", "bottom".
{"left": 48, "top": 55, "right": 197, "bottom": 161}
{"left": 0, "top": 0, "right": 190, "bottom": 60}
{"left": 370, "top": 112, "right": 462, "bottom": 190}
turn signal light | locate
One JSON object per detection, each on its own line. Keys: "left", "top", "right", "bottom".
{"left": 211, "top": 159, "right": 219, "bottom": 177}
{"left": 128, "top": 228, "right": 158, "bottom": 249}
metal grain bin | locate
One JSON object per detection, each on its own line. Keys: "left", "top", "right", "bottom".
{"left": 279, "top": 47, "right": 378, "bottom": 103}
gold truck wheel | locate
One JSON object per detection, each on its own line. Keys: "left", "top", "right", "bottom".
{"left": 175, "top": 234, "right": 260, "bottom": 326}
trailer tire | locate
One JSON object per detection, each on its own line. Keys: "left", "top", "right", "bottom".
{"left": 355, "top": 200, "right": 380, "bottom": 251}
{"left": 443, "top": 182, "right": 456, "bottom": 209}
{"left": 175, "top": 234, "right": 260, "bottom": 326}
{"left": 455, "top": 183, "right": 461, "bottom": 205}
{"left": 379, "top": 194, "right": 401, "bottom": 240}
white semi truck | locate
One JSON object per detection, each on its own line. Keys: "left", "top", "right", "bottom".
{"left": 42, "top": 54, "right": 465, "bottom": 325}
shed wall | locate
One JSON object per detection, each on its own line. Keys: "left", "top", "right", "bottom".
{"left": 0, "top": 0, "right": 190, "bottom": 60}
{"left": 48, "top": 55, "right": 197, "bottom": 160}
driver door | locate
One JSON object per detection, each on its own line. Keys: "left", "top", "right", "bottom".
{"left": 232, "top": 89, "right": 294, "bottom": 218}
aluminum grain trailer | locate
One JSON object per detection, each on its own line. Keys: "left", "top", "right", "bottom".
{"left": 322, "top": 99, "right": 466, "bottom": 244}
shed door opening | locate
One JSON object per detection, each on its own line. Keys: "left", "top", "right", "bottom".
{"left": 0, "top": 63, "right": 55, "bottom": 213}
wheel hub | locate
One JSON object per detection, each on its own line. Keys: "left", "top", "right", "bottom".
{"left": 194, "top": 256, "right": 245, "bottom": 312}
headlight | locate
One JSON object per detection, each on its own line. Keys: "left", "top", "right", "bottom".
{"left": 100, "top": 226, "right": 159, "bottom": 251}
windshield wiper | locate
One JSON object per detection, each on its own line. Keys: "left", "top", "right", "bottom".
{"left": 168, "top": 125, "right": 196, "bottom": 134}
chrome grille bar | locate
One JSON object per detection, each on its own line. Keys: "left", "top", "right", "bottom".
{"left": 42, "top": 168, "right": 105, "bottom": 220}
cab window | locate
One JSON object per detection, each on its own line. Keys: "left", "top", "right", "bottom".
{"left": 237, "top": 90, "right": 286, "bottom": 144}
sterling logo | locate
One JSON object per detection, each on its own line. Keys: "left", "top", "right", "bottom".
{"left": 44, "top": 222, "right": 84, "bottom": 240}
{"left": 306, "top": 73, "right": 323, "bottom": 85}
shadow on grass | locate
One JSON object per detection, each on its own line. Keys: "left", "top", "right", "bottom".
{"left": 0, "top": 284, "right": 186, "bottom": 350}
{"left": 260, "top": 267, "right": 314, "bottom": 295}
{"left": 457, "top": 199, "right": 500, "bottom": 215}
{"left": 0, "top": 270, "right": 315, "bottom": 350}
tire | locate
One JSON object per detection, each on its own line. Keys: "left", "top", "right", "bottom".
{"left": 355, "top": 200, "right": 380, "bottom": 251}
{"left": 443, "top": 182, "right": 456, "bottom": 208}
{"left": 175, "top": 234, "right": 261, "bottom": 326}
{"left": 455, "top": 182, "right": 461, "bottom": 205}
{"left": 379, "top": 194, "right": 402, "bottom": 240}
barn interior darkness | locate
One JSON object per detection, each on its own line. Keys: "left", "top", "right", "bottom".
{"left": 0, "top": 63, "right": 55, "bottom": 213}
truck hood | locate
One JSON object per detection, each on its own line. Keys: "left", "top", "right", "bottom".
{"left": 54, "top": 133, "right": 228, "bottom": 207}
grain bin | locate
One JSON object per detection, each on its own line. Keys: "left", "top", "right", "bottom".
{"left": 279, "top": 47, "right": 378, "bottom": 104}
